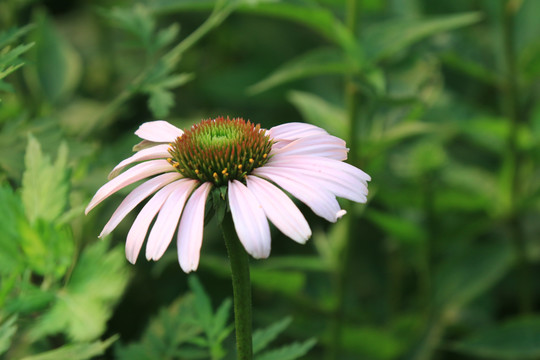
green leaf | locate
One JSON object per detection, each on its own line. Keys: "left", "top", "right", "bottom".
{"left": 24, "top": 11, "right": 81, "bottom": 103}
{"left": 248, "top": 48, "right": 353, "bottom": 95}
{"left": 339, "top": 325, "right": 404, "bottom": 360}
{"left": 363, "top": 12, "right": 482, "bottom": 62}
{"left": 0, "top": 25, "right": 35, "bottom": 49}
{"left": 188, "top": 276, "right": 214, "bottom": 334}
{"left": 452, "top": 317, "right": 540, "bottom": 359}
{"left": 366, "top": 209, "right": 427, "bottom": 246}
{"left": 148, "top": 87, "right": 175, "bottom": 118}
{"left": 20, "top": 336, "right": 118, "bottom": 360}
{"left": 30, "top": 239, "right": 129, "bottom": 341}
{"left": 287, "top": 90, "right": 347, "bottom": 139}
{"left": 0, "top": 316, "right": 17, "bottom": 356}
{"left": 115, "top": 294, "right": 203, "bottom": 360}
{"left": 250, "top": 268, "right": 306, "bottom": 297}
{"left": 255, "top": 338, "right": 317, "bottom": 360}
{"left": 433, "top": 242, "right": 513, "bottom": 311}
{"left": 103, "top": 4, "right": 155, "bottom": 49}
{"left": 18, "top": 218, "right": 74, "bottom": 278}
{"left": 22, "top": 134, "right": 69, "bottom": 224}
{"left": 253, "top": 317, "right": 292, "bottom": 354}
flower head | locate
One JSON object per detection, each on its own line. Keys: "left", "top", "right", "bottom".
{"left": 86, "top": 117, "right": 370, "bottom": 273}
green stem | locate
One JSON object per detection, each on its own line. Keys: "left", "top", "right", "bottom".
{"left": 220, "top": 212, "right": 253, "bottom": 360}
{"left": 500, "top": 0, "right": 531, "bottom": 313}
{"left": 97, "top": 1, "right": 235, "bottom": 128}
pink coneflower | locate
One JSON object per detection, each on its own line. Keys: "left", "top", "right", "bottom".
{"left": 86, "top": 117, "right": 370, "bottom": 273}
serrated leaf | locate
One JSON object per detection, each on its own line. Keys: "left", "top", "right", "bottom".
{"left": 155, "top": 23, "right": 181, "bottom": 50}
{"left": 20, "top": 336, "right": 118, "bottom": 360}
{"left": 115, "top": 294, "right": 204, "bottom": 360}
{"left": 18, "top": 218, "right": 74, "bottom": 278}
{"left": 255, "top": 338, "right": 317, "bottom": 360}
{"left": 30, "top": 240, "right": 129, "bottom": 341}
{"left": 103, "top": 5, "right": 155, "bottom": 48}
{"left": 452, "top": 317, "right": 540, "bottom": 359}
{"left": 22, "top": 135, "right": 69, "bottom": 224}
{"left": 287, "top": 90, "right": 347, "bottom": 139}
{"left": 253, "top": 317, "right": 292, "bottom": 354}
{"left": 0, "top": 316, "right": 17, "bottom": 356}
{"left": 188, "top": 276, "right": 214, "bottom": 334}
{"left": 248, "top": 48, "right": 353, "bottom": 95}
{"left": 363, "top": 12, "right": 482, "bottom": 62}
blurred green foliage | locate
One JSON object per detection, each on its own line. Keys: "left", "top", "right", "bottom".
{"left": 1, "top": 0, "right": 540, "bottom": 359}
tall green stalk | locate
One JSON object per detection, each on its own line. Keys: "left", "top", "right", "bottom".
{"left": 500, "top": 0, "right": 531, "bottom": 313}
{"left": 220, "top": 212, "right": 253, "bottom": 360}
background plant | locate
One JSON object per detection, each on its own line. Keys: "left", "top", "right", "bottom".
{"left": 1, "top": 0, "right": 540, "bottom": 359}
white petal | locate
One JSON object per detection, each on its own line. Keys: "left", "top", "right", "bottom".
{"left": 268, "top": 122, "right": 328, "bottom": 140}
{"left": 125, "top": 180, "right": 181, "bottom": 263}
{"left": 146, "top": 179, "right": 197, "bottom": 261}
{"left": 246, "top": 176, "right": 311, "bottom": 244}
{"left": 86, "top": 160, "right": 174, "bottom": 214}
{"left": 108, "top": 144, "right": 172, "bottom": 180}
{"left": 177, "top": 182, "right": 212, "bottom": 273}
{"left": 271, "top": 134, "right": 348, "bottom": 160}
{"left": 228, "top": 180, "right": 271, "bottom": 258}
{"left": 99, "top": 172, "right": 182, "bottom": 238}
{"left": 135, "top": 120, "right": 184, "bottom": 142}
{"left": 253, "top": 167, "right": 343, "bottom": 222}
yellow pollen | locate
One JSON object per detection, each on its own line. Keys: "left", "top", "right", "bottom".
{"left": 213, "top": 172, "right": 218, "bottom": 178}
{"left": 238, "top": 164, "right": 243, "bottom": 170}
{"left": 249, "top": 158, "right": 254, "bottom": 164}
{"left": 263, "top": 153, "right": 267, "bottom": 159}
{"left": 167, "top": 158, "right": 173, "bottom": 163}
{"left": 222, "top": 168, "right": 228, "bottom": 174}
{"left": 173, "top": 163, "right": 180, "bottom": 169}
{"left": 195, "top": 169, "right": 199, "bottom": 174}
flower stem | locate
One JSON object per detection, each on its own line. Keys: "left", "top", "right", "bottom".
{"left": 220, "top": 212, "right": 253, "bottom": 360}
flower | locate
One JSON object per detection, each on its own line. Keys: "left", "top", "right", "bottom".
{"left": 86, "top": 117, "right": 370, "bottom": 273}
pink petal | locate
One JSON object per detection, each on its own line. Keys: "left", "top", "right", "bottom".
{"left": 271, "top": 134, "right": 348, "bottom": 160}
{"left": 177, "top": 182, "right": 212, "bottom": 273}
{"left": 108, "top": 144, "right": 172, "bottom": 180}
{"left": 268, "top": 122, "right": 328, "bottom": 140}
{"left": 228, "top": 180, "right": 271, "bottom": 258}
{"left": 86, "top": 160, "right": 174, "bottom": 215}
{"left": 246, "top": 176, "right": 311, "bottom": 244}
{"left": 267, "top": 155, "right": 369, "bottom": 202}
{"left": 253, "top": 167, "right": 343, "bottom": 222}
{"left": 125, "top": 180, "right": 181, "bottom": 263}
{"left": 135, "top": 120, "right": 184, "bottom": 142}
{"left": 145, "top": 179, "right": 198, "bottom": 261}
{"left": 99, "top": 172, "right": 182, "bottom": 238}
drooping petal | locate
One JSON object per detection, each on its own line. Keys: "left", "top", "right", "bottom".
{"left": 146, "top": 179, "right": 198, "bottom": 261}
{"left": 85, "top": 160, "right": 174, "bottom": 214}
{"left": 108, "top": 144, "right": 172, "bottom": 180}
{"left": 253, "top": 167, "right": 343, "bottom": 222}
{"left": 268, "top": 122, "right": 328, "bottom": 140}
{"left": 271, "top": 134, "right": 348, "bottom": 160}
{"left": 246, "top": 176, "right": 311, "bottom": 244}
{"left": 228, "top": 180, "right": 271, "bottom": 258}
{"left": 135, "top": 120, "right": 184, "bottom": 142}
{"left": 125, "top": 180, "right": 181, "bottom": 263}
{"left": 99, "top": 172, "right": 182, "bottom": 238}
{"left": 177, "top": 182, "right": 212, "bottom": 273}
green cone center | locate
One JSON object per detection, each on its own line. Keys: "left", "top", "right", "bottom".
{"left": 167, "top": 117, "right": 273, "bottom": 186}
